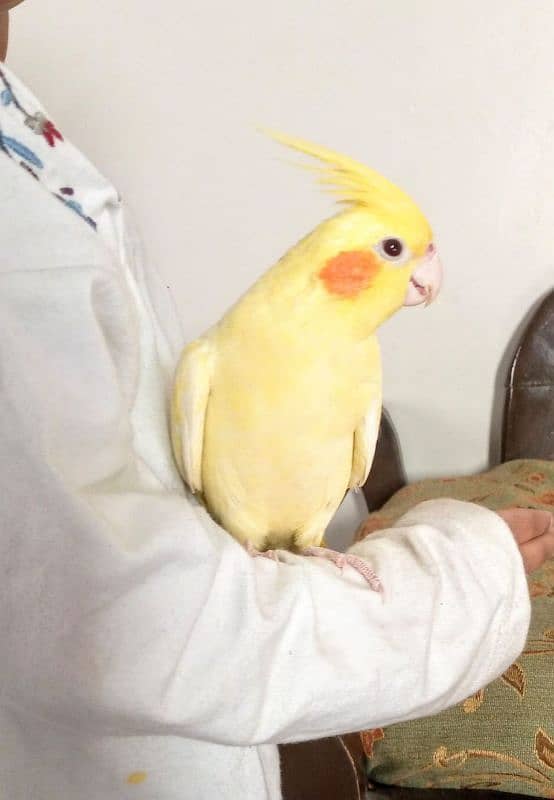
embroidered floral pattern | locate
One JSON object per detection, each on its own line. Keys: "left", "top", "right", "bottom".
{"left": 501, "top": 662, "right": 527, "bottom": 698}
{"left": 0, "top": 66, "right": 96, "bottom": 229}
{"left": 25, "top": 112, "right": 63, "bottom": 147}
{"left": 361, "top": 728, "right": 385, "bottom": 758}
{"left": 529, "top": 472, "right": 547, "bottom": 484}
{"left": 462, "top": 689, "right": 485, "bottom": 714}
{"left": 0, "top": 134, "right": 43, "bottom": 168}
{"left": 536, "top": 491, "right": 554, "bottom": 506}
{"left": 394, "top": 735, "right": 554, "bottom": 796}
{"left": 530, "top": 560, "right": 554, "bottom": 598}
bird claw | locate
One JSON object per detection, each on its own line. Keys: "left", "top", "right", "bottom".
{"left": 302, "top": 545, "right": 382, "bottom": 592}
{"left": 245, "top": 541, "right": 280, "bottom": 562}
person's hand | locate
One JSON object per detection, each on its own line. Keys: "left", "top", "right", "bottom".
{"left": 497, "top": 507, "right": 554, "bottom": 574}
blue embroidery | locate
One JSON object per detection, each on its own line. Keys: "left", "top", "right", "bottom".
{"left": 62, "top": 196, "right": 97, "bottom": 227}
{"left": 0, "top": 134, "right": 43, "bottom": 168}
{"left": 0, "top": 67, "right": 98, "bottom": 233}
{"left": 63, "top": 198, "right": 83, "bottom": 214}
{"left": 55, "top": 195, "right": 97, "bottom": 229}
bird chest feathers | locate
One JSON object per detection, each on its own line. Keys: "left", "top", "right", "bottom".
{"left": 212, "top": 300, "right": 381, "bottom": 442}
{"left": 195, "top": 318, "right": 381, "bottom": 547}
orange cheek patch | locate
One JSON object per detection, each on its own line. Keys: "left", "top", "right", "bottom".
{"left": 319, "top": 250, "right": 380, "bottom": 297}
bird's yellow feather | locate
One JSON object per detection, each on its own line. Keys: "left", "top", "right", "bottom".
{"left": 262, "top": 128, "right": 424, "bottom": 217}
{"left": 171, "top": 133, "right": 437, "bottom": 552}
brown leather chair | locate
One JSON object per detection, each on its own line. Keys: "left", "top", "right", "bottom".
{"left": 502, "top": 289, "right": 554, "bottom": 462}
{"left": 280, "top": 288, "right": 554, "bottom": 800}
{"left": 362, "top": 408, "right": 407, "bottom": 513}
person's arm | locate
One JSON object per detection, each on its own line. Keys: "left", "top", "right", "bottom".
{"left": 0, "top": 256, "right": 532, "bottom": 746}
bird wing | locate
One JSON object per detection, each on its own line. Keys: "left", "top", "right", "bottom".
{"left": 349, "top": 381, "right": 382, "bottom": 491}
{"left": 170, "top": 336, "right": 215, "bottom": 493}
{"left": 348, "top": 337, "right": 383, "bottom": 489}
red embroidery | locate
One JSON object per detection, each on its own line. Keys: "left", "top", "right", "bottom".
{"left": 42, "top": 119, "right": 63, "bottom": 148}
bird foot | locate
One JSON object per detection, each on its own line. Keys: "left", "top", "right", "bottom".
{"left": 302, "top": 546, "right": 382, "bottom": 592}
{"left": 246, "top": 541, "right": 280, "bottom": 562}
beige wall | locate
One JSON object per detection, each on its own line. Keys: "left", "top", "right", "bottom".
{"left": 8, "top": 0, "right": 554, "bottom": 544}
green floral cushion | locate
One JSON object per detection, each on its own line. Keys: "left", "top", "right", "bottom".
{"left": 355, "top": 459, "right": 554, "bottom": 798}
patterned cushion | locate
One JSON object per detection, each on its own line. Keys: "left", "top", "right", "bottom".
{"left": 355, "top": 459, "right": 554, "bottom": 798}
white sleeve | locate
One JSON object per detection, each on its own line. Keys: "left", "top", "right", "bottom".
{"left": 0, "top": 258, "right": 531, "bottom": 747}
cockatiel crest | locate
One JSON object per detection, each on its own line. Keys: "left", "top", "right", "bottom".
{"left": 171, "top": 132, "right": 442, "bottom": 584}
{"left": 266, "top": 129, "right": 423, "bottom": 215}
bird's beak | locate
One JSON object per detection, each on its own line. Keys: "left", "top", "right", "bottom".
{"left": 403, "top": 243, "right": 443, "bottom": 307}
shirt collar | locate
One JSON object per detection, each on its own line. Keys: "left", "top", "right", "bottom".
{"left": 0, "top": 61, "right": 123, "bottom": 255}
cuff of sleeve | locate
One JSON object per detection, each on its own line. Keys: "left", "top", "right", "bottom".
{"left": 350, "top": 498, "right": 531, "bottom": 695}
{"left": 403, "top": 499, "right": 530, "bottom": 672}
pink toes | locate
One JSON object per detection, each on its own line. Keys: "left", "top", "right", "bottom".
{"left": 302, "top": 546, "right": 382, "bottom": 592}
{"left": 246, "top": 541, "right": 280, "bottom": 562}
{"left": 245, "top": 541, "right": 382, "bottom": 591}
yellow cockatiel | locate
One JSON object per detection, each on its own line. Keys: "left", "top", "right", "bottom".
{"left": 171, "top": 133, "right": 442, "bottom": 584}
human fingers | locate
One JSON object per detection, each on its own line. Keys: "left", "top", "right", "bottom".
{"left": 497, "top": 507, "right": 554, "bottom": 545}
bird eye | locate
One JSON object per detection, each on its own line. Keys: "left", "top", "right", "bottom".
{"left": 383, "top": 238, "right": 403, "bottom": 257}
{"left": 375, "top": 237, "right": 411, "bottom": 264}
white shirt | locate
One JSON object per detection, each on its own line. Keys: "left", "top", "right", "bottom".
{"left": 0, "top": 62, "right": 531, "bottom": 800}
